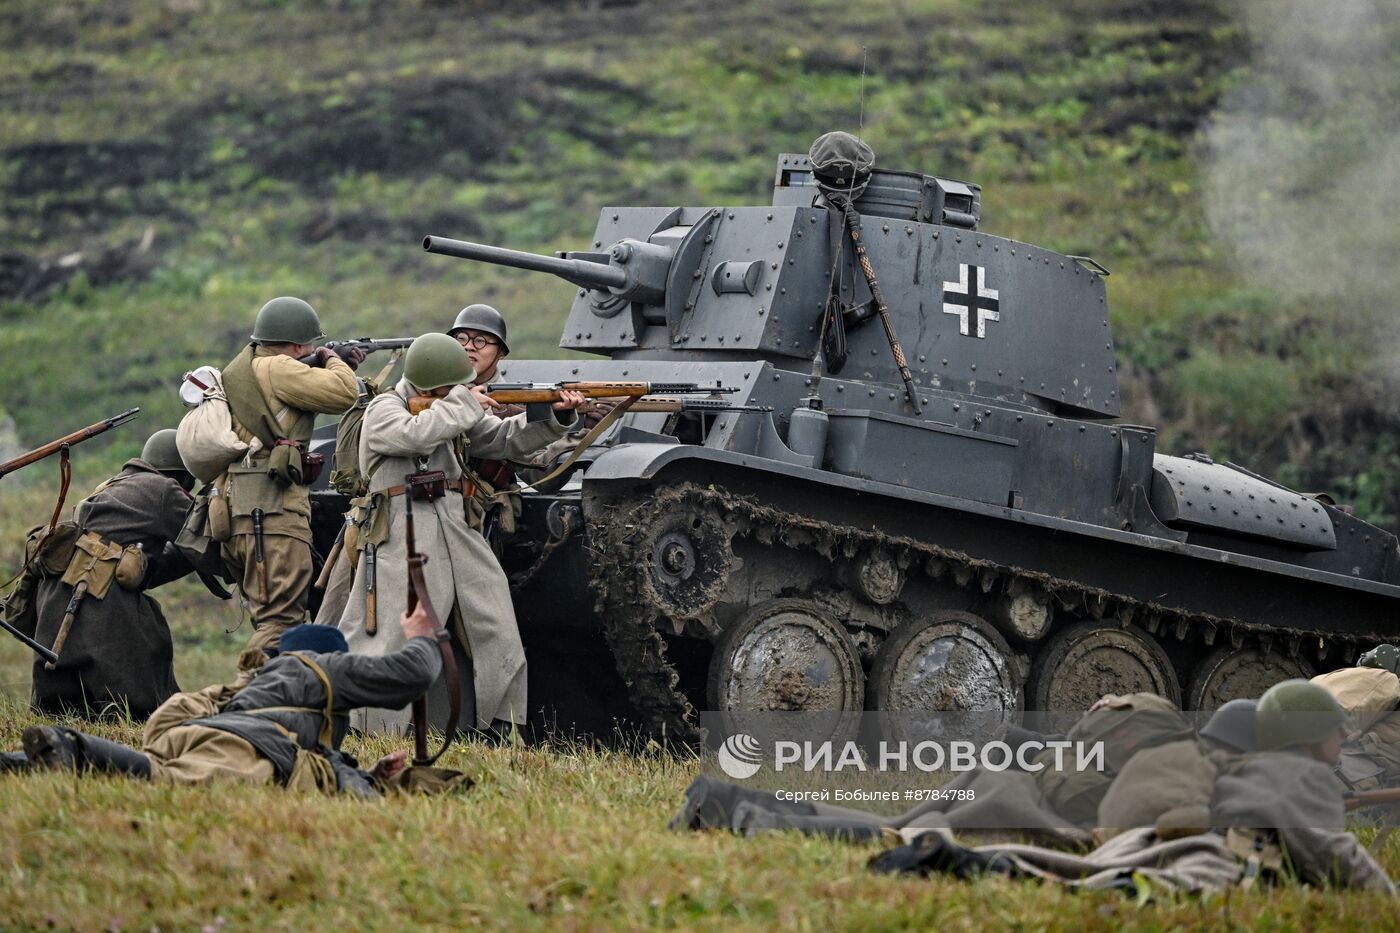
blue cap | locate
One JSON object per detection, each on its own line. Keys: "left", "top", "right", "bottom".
{"left": 278, "top": 624, "right": 349, "bottom": 656}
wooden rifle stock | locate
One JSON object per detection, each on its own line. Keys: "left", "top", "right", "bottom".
{"left": 1344, "top": 786, "right": 1400, "bottom": 812}
{"left": 0, "top": 408, "right": 141, "bottom": 478}
{"left": 404, "top": 485, "right": 459, "bottom": 766}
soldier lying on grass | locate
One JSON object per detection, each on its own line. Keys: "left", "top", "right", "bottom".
{"left": 1, "top": 606, "right": 455, "bottom": 797}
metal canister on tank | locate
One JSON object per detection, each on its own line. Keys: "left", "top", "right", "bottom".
{"left": 786, "top": 396, "right": 829, "bottom": 468}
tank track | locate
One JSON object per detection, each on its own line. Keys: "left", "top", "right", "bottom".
{"left": 588, "top": 481, "right": 1347, "bottom": 743}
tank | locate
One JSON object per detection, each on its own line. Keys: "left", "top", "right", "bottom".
{"left": 310, "top": 141, "right": 1400, "bottom": 744}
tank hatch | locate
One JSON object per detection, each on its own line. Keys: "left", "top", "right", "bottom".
{"left": 1149, "top": 454, "right": 1336, "bottom": 549}
{"left": 771, "top": 152, "right": 981, "bottom": 229}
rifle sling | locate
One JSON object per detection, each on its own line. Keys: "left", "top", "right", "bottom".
{"left": 519, "top": 395, "right": 639, "bottom": 492}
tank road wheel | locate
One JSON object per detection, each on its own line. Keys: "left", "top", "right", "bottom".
{"left": 1029, "top": 620, "right": 1180, "bottom": 711}
{"left": 706, "top": 599, "right": 864, "bottom": 744}
{"left": 1187, "top": 645, "right": 1316, "bottom": 711}
{"left": 869, "top": 611, "right": 1022, "bottom": 744}
{"left": 638, "top": 503, "right": 733, "bottom": 621}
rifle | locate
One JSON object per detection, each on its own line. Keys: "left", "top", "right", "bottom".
{"left": 826, "top": 193, "right": 923, "bottom": 416}
{"left": 486, "top": 381, "right": 737, "bottom": 404}
{"left": 404, "top": 483, "right": 460, "bottom": 766}
{"left": 1344, "top": 787, "right": 1400, "bottom": 812}
{"left": 0, "top": 408, "right": 141, "bottom": 663}
{"left": 298, "top": 337, "right": 414, "bottom": 366}
{"left": 0, "top": 408, "right": 141, "bottom": 479}
{"left": 0, "top": 617, "right": 58, "bottom": 665}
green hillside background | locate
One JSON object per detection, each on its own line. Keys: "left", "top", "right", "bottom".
{"left": 4, "top": 0, "right": 1400, "bottom": 521}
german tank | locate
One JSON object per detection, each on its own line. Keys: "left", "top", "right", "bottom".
{"left": 312, "top": 133, "right": 1400, "bottom": 743}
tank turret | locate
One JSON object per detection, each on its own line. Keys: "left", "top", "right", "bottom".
{"left": 427, "top": 149, "right": 1117, "bottom": 419}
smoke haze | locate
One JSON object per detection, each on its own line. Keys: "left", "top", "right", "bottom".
{"left": 1203, "top": 0, "right": 1400, "bottom": 334}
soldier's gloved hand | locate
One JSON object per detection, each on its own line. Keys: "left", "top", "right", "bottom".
{"left": 310, "top": 347, "right": 338, "bottom": 368}
{"left": 336, "top": 346, "right": 368, "bottom": 371}
{"left": 552, "top": 389, "right": 586, "bottom": 411}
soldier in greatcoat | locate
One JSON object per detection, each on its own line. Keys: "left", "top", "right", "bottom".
{"left": 27, "top": 429, "right": 198, "bottom": 719}
{"left": 334, "top": 333, "right": 579, "bottom": 736}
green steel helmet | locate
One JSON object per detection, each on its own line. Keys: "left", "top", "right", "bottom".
{"left": 1359, "top": 644, "right": 1400, "bottom": 675}
{"left": 1256, "top": 679, "right": 1347, "bottom": 751}
{"left": 140, "top": 429, "right": 185, "bottom": 473}
{"left": 404, "top": 332, "right": 475, "bottom": 390}
{"left": 807, "top": 131, "right": 875, "bottom": 189}
{"left": 250, "top": 296, "right": 326, "bottom": 345}
{"left": 448, "top": 303, "right": 509, "bottom": 354}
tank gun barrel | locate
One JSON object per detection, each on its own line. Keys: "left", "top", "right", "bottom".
{"left": 423, "top": 235, "right": 630, "bottom": 292}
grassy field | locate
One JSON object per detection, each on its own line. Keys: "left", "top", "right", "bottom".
{"left": 3, "top": 680, "right": 1400, "bottom": 931}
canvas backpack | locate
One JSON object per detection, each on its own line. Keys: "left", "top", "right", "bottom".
{"left": 176, "top": 365, "right": 251, "bottom": 483}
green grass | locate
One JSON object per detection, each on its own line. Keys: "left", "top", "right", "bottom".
{"left": 1, "top": 566, "right": 1399, "bottom": 929}
{"left": 3, "top": 688, "right": 1400, "bottom": 930}
{"left": 3, "top": 709, "right": 1400, "bottom": 930}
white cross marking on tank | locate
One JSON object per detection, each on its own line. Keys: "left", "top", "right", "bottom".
{"left": 942, "top": 263, "right": 1001, "bottom": 338}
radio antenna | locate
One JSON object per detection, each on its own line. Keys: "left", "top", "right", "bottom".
{"left": 858, "top": 46, "right": 868, "bottom": 130}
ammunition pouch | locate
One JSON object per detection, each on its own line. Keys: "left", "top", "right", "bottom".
{"left": 302, "top": 451, "right": 325, "bottom": 486}
{"left": 268, "top": 439, "right": 305, "bottom": 487}
{"left": 227, "top": 463, "right": 285, "bottom": 518}
{"left": 461, "top": 467, "right": 522, "bottom": 536}
{"left": 343, "top": 494, "right": 390, "bottom": 566}
{"left": 407, "top": 469, "right": 449, "bottom": 502}
{"left": 61, "top": 531, "right": 146, "bottom": 598}
{"left": 1335, "top": 750, "right": 1388, "bottom": 792}
{"left": 176, "top": 490, "right": 231, "bottom": 575}
{"left": 1223, "top": 827, "right": 1285, "bottom": 887}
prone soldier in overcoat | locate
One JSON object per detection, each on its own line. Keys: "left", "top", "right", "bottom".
{"left": 1313, "top": 644, "right": 1400, "bottom": 803}
{"left": 335, "top": 333, "right": 580, "bottom": 736}
{"left": 216, "top": 297, "right": 361, "bottom": 654}
{"left": 14, "top": 613, "right": 440, "bottom": 795}
{"left": 870, "top": 680, "right": 1394, "bottom": 896}
{"left": 25, "top": 429, "right": 199, "bottom": 719}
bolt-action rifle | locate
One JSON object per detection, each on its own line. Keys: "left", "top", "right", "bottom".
{"left": 0, "top": 408, "right": 141, "bottom": 479}
{"left": 404, "top": 484, "right": 459, "bottom": 766}
{"left": 298, "top": 337, "right": 414, "bottom": 367}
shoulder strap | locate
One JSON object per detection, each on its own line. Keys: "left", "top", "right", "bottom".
{"left": 223, "top": 345, "right": 289, "bottom": 449}
{"left": 287, "top": 652, "right": 336, "bottom": 747}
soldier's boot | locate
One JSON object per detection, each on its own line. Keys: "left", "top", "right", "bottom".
{"left": 732, "top": 800, "right": 886, "bottom": 841}
{"left": 868, "top": 831, "right": 1029, "bottom": 880}
{"left": 22, "top": 726, "right": 151, "bottom": 779}
{"left": 669, "top": 775, "right": 821, "bottom": 831}
{"left": 0, "top": 750, "right": 32, "bottom": 774}
{"left": 486, "top": 719, "right": 519, "bottom": 745}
